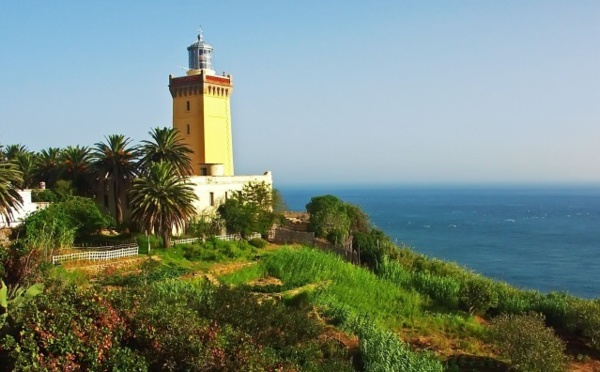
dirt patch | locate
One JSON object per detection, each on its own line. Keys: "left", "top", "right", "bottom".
{"left": 63, "top": 256, "right": 154, "bottom": 276}
{"left": 209, "top": 261, "right": 257, "bottom": 276}
{"left": 248, "top": 276, "right": 282, "bottom": 287}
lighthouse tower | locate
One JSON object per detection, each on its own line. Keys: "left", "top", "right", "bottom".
{"left": 169, "top": 32, "right": 235, "bottom": 176}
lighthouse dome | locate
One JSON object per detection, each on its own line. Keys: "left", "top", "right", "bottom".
{"left": 187, "top": 33, "right": 215, "bottom": 75}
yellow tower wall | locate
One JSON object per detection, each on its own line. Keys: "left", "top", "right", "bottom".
{"left": 203, "top": 93, "right": 233, "bottom": 175}
{"left": 169, "top": 73, "right": 234, "bottom": 176}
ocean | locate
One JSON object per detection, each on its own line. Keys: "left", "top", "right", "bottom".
{"left": 279, "top": 186, "right": 600, "bottom": 299}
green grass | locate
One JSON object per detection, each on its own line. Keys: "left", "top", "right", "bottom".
{"left": 219, "top": 264, "right": 265, "bottom": 286}
{"left": 263, "top": 247, "right": 424, "bottom": 326}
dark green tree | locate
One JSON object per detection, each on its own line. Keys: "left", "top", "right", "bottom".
{"left": 128, "top": 162, "right": 196, "bottom": 247}
{"left": 92, "top": 135, "right": 139, "bottom": 226}
{"left": 218, "top": 182, "right": 278, "bottom": 238}
{"left": 305, "top": 195, "right": 351, "bottom": 243}
{"left": 2, "top": 144, "right": 28, "bottom": 161}
{"left": 33, "top": 147, "right": 63, "bottom": 188}
{"left": 13, "top": 152, "right": 37, "bottom": 189}
{"left": 61, "top": 145, "right": 93, "bottom": 196}
{"left": 138, "top": 127, "right": 193, "bottom": 177}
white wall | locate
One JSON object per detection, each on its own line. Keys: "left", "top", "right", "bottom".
{"left": 188, "top": 172, "right": 273, "bottom": 214}
{"left": 0, "top": 190, "right": 50, "bottom": 228}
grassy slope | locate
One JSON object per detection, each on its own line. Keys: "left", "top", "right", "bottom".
{"left": 59, "top": 240, "right": 600, "bottom": 371}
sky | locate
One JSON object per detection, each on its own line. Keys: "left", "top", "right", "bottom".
{"left": 1, "top": 1, "right": 599, "bottom": 186}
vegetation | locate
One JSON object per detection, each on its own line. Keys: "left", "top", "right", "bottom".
{"left": 2, "top": 164, "right": 600, "bottom": 372}
{"left": 92, "top": 134, "right": 139, "bottom": 225}
{"left": 128, "top": 162, "right": 196, "bottom": 248}
{"left": 0, "top": 161, "right": 23, "bottom": 224}
{"left": 138, "top": 127, "right": 194, "bottom": 177}
{"left": 218, "top": 181, "right": 278, "bottom": 238}
{"left": 2, "top": 197, "right": 113, "bottom": 285}
{"left": 490, "top": 312, "right": 567, "bottom": 372}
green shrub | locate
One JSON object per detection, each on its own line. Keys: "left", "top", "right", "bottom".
{"left": 356, "top": 319, "right": 444, "bottom": 372}
{"left": 180, "top": 238, "right": 256, "bottom": 262}
{"left": 411, "top": 272, "right": 460, "bottom": 310}
{"left": 568, "top": 300, "right": 600, "bottom": 350}
{"left": 248, "top": 237, "right": 267, "bottom": 248}
{"left": 136, "top": 234, "right": 163, "bottom": 252}
{"left": 532, "top": 291, "right": 572, "bottom": 329}
{"left": 31, "top": 189, "right": 61, "bottom": 203}
{"left": 494, "top": 283, "right": 537, "bottom": 315}
{"left": 459, "top": 277, "right": 499, "bottom": 315}
{"left": 490, "top": 312, "right": 567, "bottom": 372}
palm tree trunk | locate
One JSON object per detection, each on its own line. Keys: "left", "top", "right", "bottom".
{"left": 162, "top": 228, "right": 170, "bottom": 248}
{"left": 114, "top": 183, "right": 123, "bottom": 226}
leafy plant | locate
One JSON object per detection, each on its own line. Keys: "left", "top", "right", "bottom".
{"left": 248, "top": 237, "right": 267, "bottom": 248}
{"left": 490, "top": 312, "right": 567, "bottom": 372}
{"left": 459, "top": 277, "right": 499, "bottom": 315}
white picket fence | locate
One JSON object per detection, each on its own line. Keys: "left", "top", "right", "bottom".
{"left": 52, "top": 244, "right": 139, "bottom": 265}
{"left": 171, "top": 233, "right": 261, "bottom": 246}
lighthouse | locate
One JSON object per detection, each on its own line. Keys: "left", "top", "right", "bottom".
{"left": 169, "top": 32, "right": 235, "bottom": 176}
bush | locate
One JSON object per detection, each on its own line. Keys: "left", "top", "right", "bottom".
{"left": 31, "top": 189, "right": 61, "bottom": 203}
{"left": 490, "top": 312, "right": 567, "bottom": 372}
{"left": 568, "top": 300, "right": 600, "bottom": 350}
{"left": 181, "top": 238, "right": 256, "bottom": 262}
{"left": 411, "top": 272, "right": 461, "bottom": 310}
{"left": 248, "top": 237, "right": 267, "bottom": 248}
{"left": 459, "top": 277, "right": 499, "bottom": 315}
{"left": 136, "top": 234, "right": 163, "bottom": 252}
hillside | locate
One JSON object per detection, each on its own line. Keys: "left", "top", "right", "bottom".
{"left": 2, "top": 236, "right": 600, "bottom": 371}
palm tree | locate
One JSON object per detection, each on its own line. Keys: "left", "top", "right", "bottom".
{"left": 3, "top": 144, "right": 28, "bottom": 161}
{"left": 33, "top": 147, "right": 63, "bottom": 188}
{"left": 14, "top": 152, "right": 37, "bottom": 189}
{"left": 0, "top": 160, "right": 23, "bottom": 224}
{"left": 139, "top": 127, "right": 193, "bottom": 177}
{"left": 128, "top": 161, "right": 197, "bottom": 247}
{"left": 92, "top": 135, "right": 139, "bottom": 225}
{"left": 61, "top": 145, "right": 93, "bottom": 196}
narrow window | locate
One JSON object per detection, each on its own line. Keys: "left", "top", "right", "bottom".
{"left": 200, "top": 167, "right": 208, "bottom": 176}
{"left": 210, "top": 192, "right": 215, "bottom": 207}
{"left": 186, "top": 101, "right": 190, "bottom": 111}
{"left": 186, "top": 124, "right": 190, "bottom": 135}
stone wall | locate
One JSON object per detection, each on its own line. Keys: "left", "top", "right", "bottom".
{"left": 268, "top": 228, "right": 315, "bottom": 246}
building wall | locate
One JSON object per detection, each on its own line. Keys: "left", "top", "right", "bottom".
{"left": 173, "top": 86, "right": 205, "bottom": 171}
{"left": 171, "top": 72, "right": 234, "bottom": 176}
{"left": 0, "top": 190, "right": 50, "bottom": 228}
{"left": 189, "top": 172, "right": 273, "bottom": 213}
{"left": 203, "top": 92, "right": 234, "bottom": 175}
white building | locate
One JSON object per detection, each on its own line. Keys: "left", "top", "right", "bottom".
{"left": 0, "top": 190, "right": 50, "bottom": 229}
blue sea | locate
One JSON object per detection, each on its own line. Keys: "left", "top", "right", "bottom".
{"left": 280, "top": 186, "right": 600, "bottom": 299}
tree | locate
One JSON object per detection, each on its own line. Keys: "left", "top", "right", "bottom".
{"left": 33, "top": 147, "right": 63, "bottom": 188}
{"left": 0, "top": 161, "right": 23, "bottom": 224}
{"left": 92, "top": 135, "right": 139, "bottom": 226}
{"left": 61, "top": 145, "right": 93, "bottom": 196}
{"left": 305, "top": 195, "right": 351, "bottom": 243}
{"left": 138, "top": 127, "right": 193, "bottom": 177}
{"left": 2, "top": 144, "right": 28, "bottom": 161}
{"left": 218, "top": 197, "right": 257, "bottom": 238}
{"left": 14, "top": 152, "right": 37, "bottom": 189}
{"left": 128, "top": 162, "right": 197, "bottom": 248}
{"left": 217, "top": 182, "right": 278, "bottom": 238}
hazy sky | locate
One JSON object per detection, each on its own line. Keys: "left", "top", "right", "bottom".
{"left": 1, "top": 1, "right": 598, "bottom": 186}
